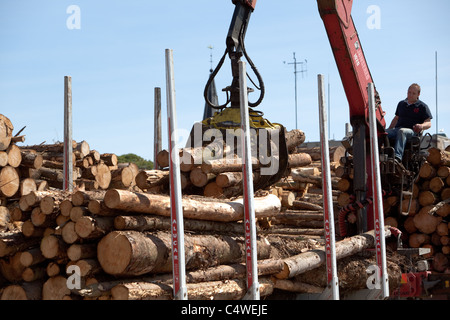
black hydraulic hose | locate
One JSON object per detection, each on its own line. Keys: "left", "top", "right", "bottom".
{"left": 204, "top": 49, "right": 230, "bottom": 110}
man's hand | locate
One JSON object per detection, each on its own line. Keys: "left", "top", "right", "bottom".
{"left": 413, "top": 123, "right": 423, "bottom": 133}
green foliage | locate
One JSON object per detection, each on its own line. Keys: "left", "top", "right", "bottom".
{"left": 117, "top": 153, "right": 153, "bottom": 170}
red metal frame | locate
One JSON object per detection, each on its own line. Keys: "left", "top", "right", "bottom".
{"left": 393, "top": 272, "right": 430, "bottom": 298}
{"left": 318, "top": 0, "right": 385, "bottom": 127}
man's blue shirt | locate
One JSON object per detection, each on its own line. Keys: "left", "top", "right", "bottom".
{"left": 395, "top": 99, "right": 432, "bottom": 129}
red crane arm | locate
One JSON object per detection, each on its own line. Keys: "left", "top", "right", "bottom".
{"left": 318, "top": 0, "right": 386, "bottom": 128}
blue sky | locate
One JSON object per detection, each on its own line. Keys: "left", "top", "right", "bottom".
{"left": 1, "top": 0, "right": 449, "bottom": 162}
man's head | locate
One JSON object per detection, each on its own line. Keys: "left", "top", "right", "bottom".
{"left": 407, "top": 83, "right": 421, "bottom": 104}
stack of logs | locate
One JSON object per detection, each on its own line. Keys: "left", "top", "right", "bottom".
{"left": 0, "top": 113, "right": 403, "bottom": 300}
{"left": 335, "top": 146, "right": 450, "bottom": 273}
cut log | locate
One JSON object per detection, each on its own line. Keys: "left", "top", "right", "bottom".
{"left": 0, "top": 231, "right": 40, "bottom": 257}
{"left": 40, "top": 234, "right": 68, "bottom": 260}
{"left": 427, "top": 147, "right": 450, "bottom": 167}
{"left": 0, "top": 166, "right": 20, "bottom": 197}
{"left": 6, "top": 144, "right": 22, "bottom": 168}
{"left": 42, "top": 275, "right": 71, "bottom": 300}
{"left": 275, "top": 227, "right": 393, "bottom": 279}
{"left": 189, "top": 167, "right": 216, "bottom": 187}
{"left": 287, "top": 153, "right": 312, "bottom": 168}
{"left": 74, "top": 216, "right": 115, "bottom": 239}
{"left": 285, "top": 129, "right": 306, "bottom": 153}
{"left": 114, "top": 214, "right": 245, "bottom": 234}
{"left": 95, "top": 163, "right": 111, "bottom": 189}
{"left": 103, "top": 189, "right": 281, "bottom": 222}
{"left": 0, "top": 280, "right": 43, "bottom": 300}
{"left": 97, "top": 230, "right": 271, "bottom": 276}
{"left": 71, "top": 190, "right": 106, "bottom": 207}
{"left": 413, "top": 205, "right": 443, "bottom": 234}
{"left": 67, "top": 243, "right": 97, "bottom": 261}
{"left": 135, "top": 170, "right": 169, "bottom": 190}
{"left": 0, "top": 114, "right": 13, "bottom": 151}
{"left": 100, "top": 153, "right": 117, "bottom": 167}
{"left": 110, "top": 277, "right": 273, "bottom": 300}
{"left": 20, "top": 247, "right": 45, "bottom": 267}
{"left": 419, "top": 162, "right": 436, "bottom": 180}
{"left": 429, "top": 176, "right": 445, "bottom": 194}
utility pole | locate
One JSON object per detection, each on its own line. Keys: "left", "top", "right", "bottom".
{"left": 285, "top": 52, "right": 307, "bottom": 130}
{"left": 435, "top": 51, "right": 438, "bottom": 135}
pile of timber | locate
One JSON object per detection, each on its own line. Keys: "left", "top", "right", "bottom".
{"left": 335, "top": 146, "right": 450, "bottom": 274}
{"left": 0, "top": 114, "right": 404, "bottom": 299}
{"left": 151, "top": 129, "right": 312, "bottom": 198}
{"left": 19, "top": 140, "right": 138, "bottom": 192}
{"left": 0, "top": 186, "right": 401, "bottom": 300}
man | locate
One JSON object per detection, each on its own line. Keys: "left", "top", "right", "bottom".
{"left": 386, "top": 83, "right": 432, "bottom": 163}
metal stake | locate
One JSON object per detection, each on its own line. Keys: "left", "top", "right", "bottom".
{"left": 63, "top": 76, "right": 73, "bottom": 192}
{"left": 154, "top": 87, "right": 162, "bottom": 169}
{"left": 165, "top": 49, "right": 187, "bottom": 300}
{"left": 367, "top": 82, "right": 389, "bottom": 299}
{"left": 317, "top": 74, "right": 339, "bottom": 300}
{"left": 239, "top": 60, "right": 259, "bottom": 300}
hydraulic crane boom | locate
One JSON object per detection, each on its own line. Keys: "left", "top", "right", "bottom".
{"left": 317, "top": 0, "right": 386, "bottom": 126}
{"left": 317, "top": 0, "right": 386, "bottom": 233}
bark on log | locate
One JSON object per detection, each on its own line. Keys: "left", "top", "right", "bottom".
{"left": 110, "top": 277, "right": 273, "bottom": 300}
{"left": 287, "top": 153, "right": 312, "bottom": 168}
{"left": 114, "top": 214, "right": 245, "bottom": 234}
{"left": 0, "top": 280, "right": 43, "bottom": 300}
{"left": 97, "top": 230, "right": 271, "bottom": 276}
{"left": 103, "top": 189, "right": 281, "bottom": 222}
{"left": 135, "top": 170, "right": 169, "bottom": 190}
{"left": 285, "top": 129, "right": 306, "bottom": 153}
{"left": 275, "top": 227, "right": 393, "bottom": 279}
{"left": 427, "top": 147, "right": 450, "bottom": 167}
{"left": 0, "top": 231, "right": 40, "bottom": 257}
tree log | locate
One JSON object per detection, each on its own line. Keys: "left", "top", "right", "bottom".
{"left": 0, "top": 166, "right": 20, "bottom": 197}
{"left": 135, "top": 170, "right": 169, "bottom": 190}
{"left": 104, "top": 189, "right": 281, "bottom": 222}
{"left": 6, "top": 144, "right": 22, "bottom": 168}
{"left": 110, "top": 277, "right": 273, "bottom": 300}
{"left": 275, "top": 227, "right": 393, "bottom": 279}
{"left": 413, "top": 205, "right": 443, "bottom": 234}
{"left": 0, "top": 231, "right": 40, "bottom": 257}
{"left": 285, "top": 129, "right": 306, "bottom": 153}
{"left": 0, "top": 115, "right": 13, "bottom": 151}
{"left": 0, "top": 280, "right": 43, "bottom": 300}
{"left": 114, "top": 214, "right": 245, "bottom": 234}
{"left": 74, "top": 215, "right": 115, "bottom": 239}
{"left": 287, "top": 153, "right": 312, "bottom": 168}
{"left": 427, "top": 147, "right": 450, "bottom": 167}
{"left": 97, "top": 230, "right": 271, "bottom": 276}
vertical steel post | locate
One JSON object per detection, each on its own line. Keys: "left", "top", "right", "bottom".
{"left": 154, "top": 87, "right": 162, "bottom": 170}
{"left": 239, "top": 60, "right": 259, "bottom": 300}
{"left": 317, "top": 74, "right": 339, "bottom": 300}
{"left": 63, "top": 76, "right": 73, "bottom": 192}
{"left": 165, "top": 49, "right": 187, "bottom": 300}
{"left": 368, "top": 82, "right": 389, "bottom": 299}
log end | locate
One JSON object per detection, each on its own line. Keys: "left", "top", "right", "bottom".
{"left": 104, "top": 189, "right": 121, "bottom": 209}
{"left": 274, "top": 263, "right": 290, "bottom": 280}
{"left": 97, "top": 231, "right": 132, "bottom": 275}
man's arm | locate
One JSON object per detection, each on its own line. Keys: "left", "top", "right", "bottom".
{"left": 388, "top": 115, "right": 399, "bottom": 129}
{"left": 413, "top": 118, "right": 432, "bottom": 133}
